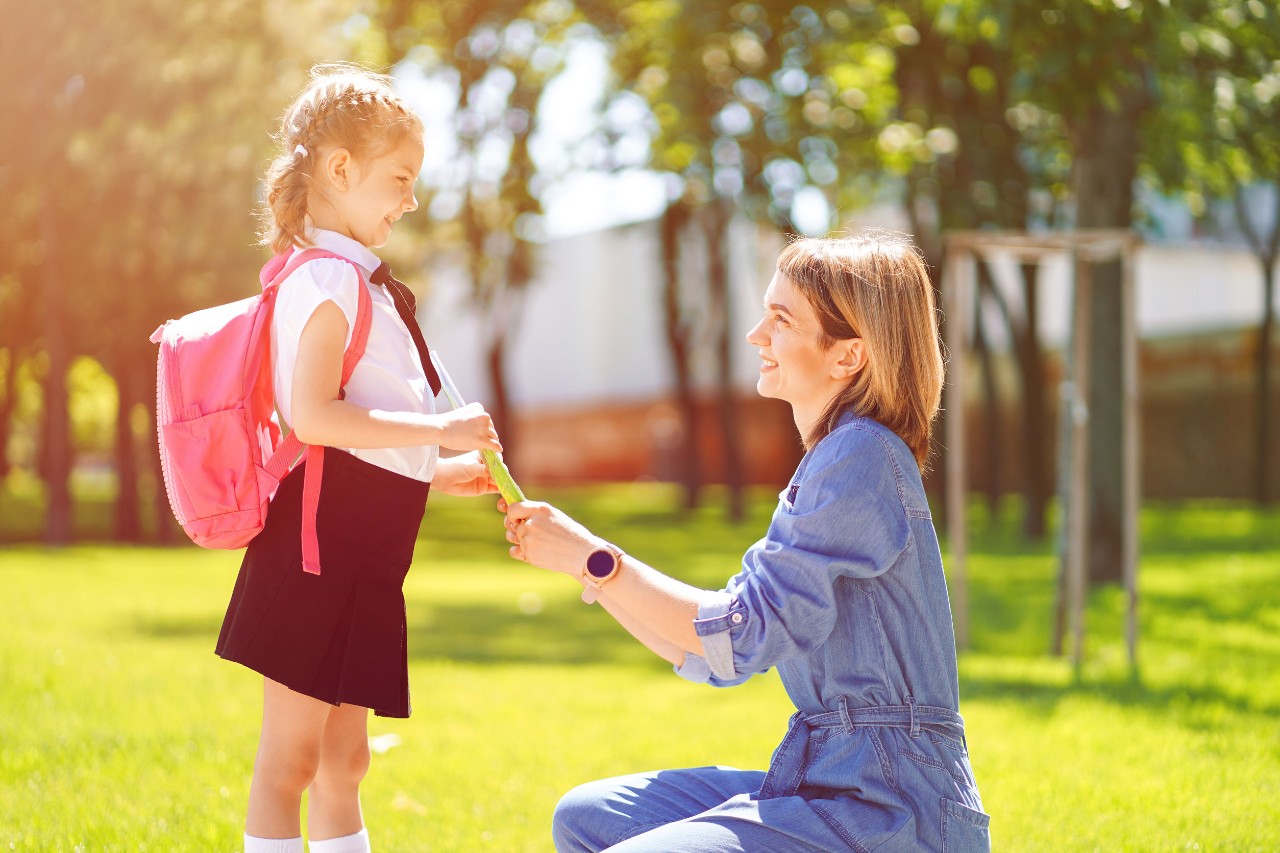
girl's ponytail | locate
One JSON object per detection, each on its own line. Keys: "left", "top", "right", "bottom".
{"left": 262, "top": 146, "right": 312, "bottom": 256}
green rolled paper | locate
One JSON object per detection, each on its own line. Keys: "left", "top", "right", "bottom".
{"left": 428, "top": 351, "right": 527, "bottom": 504}
{"left": 480, "top": 448, "right": 526, "bottom": 504}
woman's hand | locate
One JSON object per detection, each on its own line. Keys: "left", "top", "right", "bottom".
{"left": 432, "top": 452, "right": 498, "bottom": 497}
{"left": 437, "top": 403, "right": 502, "bottom": 453}
{"left": 502, "top": 499, "right": 602, "bottom": 577}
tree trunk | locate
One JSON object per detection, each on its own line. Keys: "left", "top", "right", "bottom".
{"left": 702, "top": 199, "right": 744, "bottom": 522}
{"left": 1018, "top": 263, "right": 1049, "bottom": 539}
{"left": 1257, "top": 261, "right": 1276, "bottom": 506}
{"left": 1235, "top": 186, "right": 1280, "bottom": 506}
{"left": 112, "top": 354, "right": 142, "bottom": 542}
{"left": 485, "top": 327, "right": 513, "bottom": 467}
{"left": 483, "top": 245, "right": 529, "bottom": 471}
{"left": 660, "top": 202, "right": 700, "bottom": 510}
{"left": 0, "top": 349, "right": 16, "bottom": 479}
{"left": 974, "top": 263, "right": 1002, "bottom": 516}
{"left": 41, "top": 207, "right": 73, "bottom": 545}
{"left": 143, "top": 391, "right": 176, "bottom": 544}
{"left": 1069, "top": 91, "right": 1144, "bottom": 584}
{"left": 976, "top": 261, "right": 1050, "bottom": 539}
{"left": 922, "top": 247, "right": 948, "bottom": 524}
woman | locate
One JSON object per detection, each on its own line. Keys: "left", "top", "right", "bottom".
{"left": 503, "top": 232, "right": 991, "bottom": 852}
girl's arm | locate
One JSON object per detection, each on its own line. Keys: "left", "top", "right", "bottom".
{"left": 290, "top": 300, "right": 500, "bottom": 453}
{"left": 502, "top": 499, "right": 715, "bottom": 660}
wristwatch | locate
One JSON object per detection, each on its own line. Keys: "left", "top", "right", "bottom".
{"left": 583, "top": 544, "right": 623, "bottom": 590}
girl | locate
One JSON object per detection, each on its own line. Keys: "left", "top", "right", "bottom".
{"left": 215, "top": 65, "right": 501, "bottom": 853}
{"left": 503, "top": 233, "right": 991, "bottom": 852}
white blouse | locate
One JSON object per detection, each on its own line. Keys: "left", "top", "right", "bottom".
{"left": 271, "top": 229, "right": 438, "bottom": 482}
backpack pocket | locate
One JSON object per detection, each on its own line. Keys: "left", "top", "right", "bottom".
{"left": 161, "top": 408, "right": 271, "bottom": 548}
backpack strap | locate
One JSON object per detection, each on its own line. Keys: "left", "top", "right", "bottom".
{"left": 259, "top": 249, "right": 374, "bottom": 575}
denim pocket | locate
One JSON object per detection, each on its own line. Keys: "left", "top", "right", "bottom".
{"left": 941, "top": 797, "right": 991, "bottom": 853}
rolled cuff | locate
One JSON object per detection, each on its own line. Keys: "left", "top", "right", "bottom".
{"left": 674, "top": 652, "right": 711, "bottom": 683}
{"left": 692, "top": 592, "right": 740, "bottom": 682}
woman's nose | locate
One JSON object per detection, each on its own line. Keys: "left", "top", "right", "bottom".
{"left": 745, "top": 317, "right": 767, "bottom": 346}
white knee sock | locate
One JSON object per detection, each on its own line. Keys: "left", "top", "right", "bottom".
{"left": 308, "top": 828, "right": 371, "bottom": 853}
{"left": 244, "top": 835, "right": 304, "bottom": 853}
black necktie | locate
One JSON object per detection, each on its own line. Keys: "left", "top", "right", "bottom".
{"left": 371, "top": 262, "right": 442, "bottom": 397}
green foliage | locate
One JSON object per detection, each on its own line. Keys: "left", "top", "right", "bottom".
{"left": 586, "top": 0, "right": 894, "bottom": 229}
{"left": 1145, "top": 0, "right": 1280, "bottom": 207}
{"left": 1, "top": 488, "right": 1278, "bottom": 850}
{"left": 0, "top": 0, "right": 344, "bottom": 353}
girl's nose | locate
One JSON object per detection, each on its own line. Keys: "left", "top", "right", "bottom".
{"left": 405, "top": 191, "right": 419, "bottom": 212}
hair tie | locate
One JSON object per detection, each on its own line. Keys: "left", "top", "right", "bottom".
{"left": 293, "top": 144, "right": 308, "bottom": 158}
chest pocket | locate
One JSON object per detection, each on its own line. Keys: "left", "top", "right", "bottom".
{"left": 778, "top": 480, "right": 802, "bottom": 516}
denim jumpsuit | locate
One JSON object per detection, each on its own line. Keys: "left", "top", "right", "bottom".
{"left": 553, "top": 414, "right": 991, "bottom": 852}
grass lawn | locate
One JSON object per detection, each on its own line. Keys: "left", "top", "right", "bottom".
{"left": 1, "top": 484, "right": 1278, "bottom": 851}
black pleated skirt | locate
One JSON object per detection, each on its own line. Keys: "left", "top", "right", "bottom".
{"left": 215, "top": 449, "right": 430, "bottom": 718}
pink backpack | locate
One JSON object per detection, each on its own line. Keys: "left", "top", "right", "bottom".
{"left": 151, "top": 249, "right": 372, "bottom": 574}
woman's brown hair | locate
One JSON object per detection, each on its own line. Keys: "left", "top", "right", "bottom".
{"left": 776, "top": 231, "right": 944, "bottom": 472}
{"left": 259, "top": 64, "right": 423, "bottom": 255}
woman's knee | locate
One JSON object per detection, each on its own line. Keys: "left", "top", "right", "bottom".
{"left": 552, "top": 779, "right": 626, "bottom": 853}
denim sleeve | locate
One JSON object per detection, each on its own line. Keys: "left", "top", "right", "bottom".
{"left": 677, "top": 427, "right": 911, "bottom": 685}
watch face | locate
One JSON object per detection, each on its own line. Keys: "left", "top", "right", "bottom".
{"left": 586, "top": 549, "right": 616, "bottom": 579}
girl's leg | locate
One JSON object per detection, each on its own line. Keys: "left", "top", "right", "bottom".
{"left": 552, "top": 766, "right": 765, "bottom": 853}
{"left": 306, "top": 702, "right": 372, "bottom": 843}
{"left": 245, "top": 678, "right": 334, "bottom": 838}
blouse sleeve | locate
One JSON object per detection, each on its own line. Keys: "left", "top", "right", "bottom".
{"left": 274, "top": 257, "right": 361, "bottom": 350}
{"left": 675, "top": 424, "right": 912, "bottom": 686}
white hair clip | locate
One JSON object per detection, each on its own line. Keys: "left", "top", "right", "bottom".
{"left": 293, "top": 144, "right": 308, "bottom": 158}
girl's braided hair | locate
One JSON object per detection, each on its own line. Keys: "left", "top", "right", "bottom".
{"left": 259, "top": 64, "right": 423, "bottom": 255}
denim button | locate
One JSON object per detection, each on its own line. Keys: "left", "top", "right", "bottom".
{"left": 731, "top": 612, "right": 745, "bottom": 625}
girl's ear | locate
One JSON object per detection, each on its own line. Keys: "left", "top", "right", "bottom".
{"left": 323, "top": 148, "right": 353, "bottom": 191}
{"left": 832, "top": 338, "right": 867, "bottom": 380}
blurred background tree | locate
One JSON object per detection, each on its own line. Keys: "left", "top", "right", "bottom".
{"left": 2, "top": 0, "right": 1276, "bottom": 555}
{"left": 363, "top": 0, "right": 580, "bottom": 466}
{"left": 0, "top": 0, "right": 346, "bottom": 543}
{"left": 1145, "top": 0, "right": 1280, "bottom": 506}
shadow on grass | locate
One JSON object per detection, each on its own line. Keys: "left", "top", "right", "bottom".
{"left": 406, "top": 596, "right": 669, "bottom": 669}
{"left": 959, "top": 664, "right": 1280, "bottom": 721}
{"left": 131, "top": 614, "right": 224, "bottom": 639}
{"left": 122, "top": 575, "right": 669, "bottom": 670}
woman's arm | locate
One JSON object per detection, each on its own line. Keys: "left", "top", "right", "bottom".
{"left": 290, "top": 300, "right": 501, "bottom": 453}
{"left": 502, "top": 499, "right": 714, "bottom": 659}
{"left": 593, "top": 586, "right": 687, "bottom": 666}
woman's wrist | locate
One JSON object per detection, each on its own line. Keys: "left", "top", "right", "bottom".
{"left": 580, "top": 541, "right": 624, "bottom": 589}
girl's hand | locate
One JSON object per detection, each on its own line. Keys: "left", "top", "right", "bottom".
{"left": 433, "top": 452, "right": 498, "bottom": 497}
{"left": 438, "top": 403, "right": 502, "bottom": 453}
{"left": 502, "top": 500, "right": 602, "bottom": 575}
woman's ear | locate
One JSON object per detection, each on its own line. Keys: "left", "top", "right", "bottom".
{"left": 832, "top": 338, "right": 867, "bottom": 380}
{"left": 323, "top": 148, "right": 353, "bottom": 192}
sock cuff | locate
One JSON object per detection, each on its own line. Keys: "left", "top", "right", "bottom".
{"left": 308, "top": 827, "right": 371, "bottom": 853}
{"left": 244, "top": 835, "right": 304, "bottom": 853}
